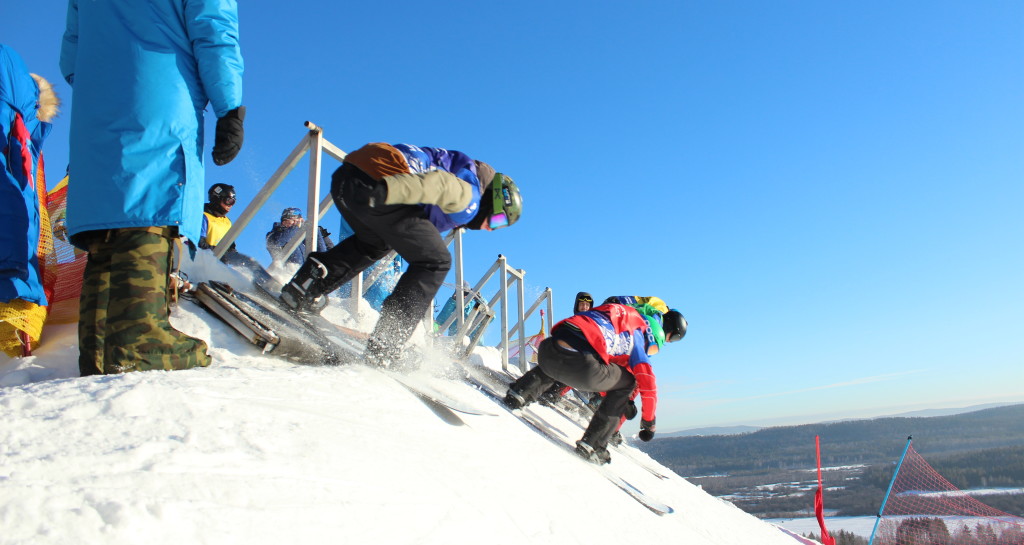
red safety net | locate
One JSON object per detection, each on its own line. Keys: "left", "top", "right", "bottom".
{"left": 42, "top": 175, "right": 87, "bottom": 324}
{"left": 872, "top": 444, "right": 1024, "bottom": 545}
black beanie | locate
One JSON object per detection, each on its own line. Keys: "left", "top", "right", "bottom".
{"left": 574, "top": 292, "right": 594, "bottom": 313}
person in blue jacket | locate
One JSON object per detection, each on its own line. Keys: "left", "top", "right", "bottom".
{"left": 60, "top": 0, "right": 245, "bottom": 375}
{"left": 279, "top": 142, "right": 523, "bottom": 369}
{"left": 0, "top": 45, "right": 59, "bottom": 308}
{"left": 265, "top": 207, "right": 334, "bottom": 265}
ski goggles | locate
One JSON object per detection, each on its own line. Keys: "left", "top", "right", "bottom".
{"left": 488, "top": 174, "right": 512, "bottom": 230}
{"left": 215, "top": 192, "right": 236, "bottom": 206}
{"left": 211, "top": 184, "right": 236, "bottom": 205}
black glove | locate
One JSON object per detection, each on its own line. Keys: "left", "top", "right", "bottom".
{"left": 638, "top": 418, "right": 656, "bottom": 442}
{"left": 624, "top": 399, "right": 638, "bottom": 420}
{"left": 318, "top": 226, "right": 331, "bottom": 238}
{"left": 212, "top": 106, "right": 245, "bottom": 165}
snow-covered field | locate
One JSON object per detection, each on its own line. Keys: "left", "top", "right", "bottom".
{"left": 0, "top": 254, "right": 812, "bottom": 545}
{"left": 770, "top": 516, "right": 877, "bottom": 539}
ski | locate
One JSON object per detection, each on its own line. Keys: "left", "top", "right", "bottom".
{"left": 385, "top": 371, "right": 498, "bottom": 417}
{"left": 461, "top": 365, "right": 674, "bottom": 515}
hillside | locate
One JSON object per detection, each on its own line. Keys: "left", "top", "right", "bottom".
{"left": 642, "top": 404, "right": 1024, "bottom": 473}
{"left": 0, "top": 258, "right": 806, "bottom": 545}
{"left": 639, "top": 405, "right": 1024, "bottom": 518}
{"left": 662, "top": 425, "right": 763, "bottom": 438}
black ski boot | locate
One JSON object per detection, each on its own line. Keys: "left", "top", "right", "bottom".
{"left": 574, "top": 440, "right": 611, "bottom": 465}
{"left": 503, "top": 389, "right": 528, "bottom": 410}
{"left": 280, "top": 257, "right": 330, "bottom": 313}
{"left": 577, "top": 408, "right": 619, "bottom": 464}
{"left": 504, "top": 367, "right": 555, "bottom": 410}
{"left": 538, "top": 382, "right": 567, "bottom": 407}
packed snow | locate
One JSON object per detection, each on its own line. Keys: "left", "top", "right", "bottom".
{"left": 1, "top": 252, "right": 812, "bottom": 545}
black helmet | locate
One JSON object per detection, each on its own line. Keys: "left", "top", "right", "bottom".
{"left": 209, "top": 183, "right": 236, "bottom": 204}
{"left": 663, "top": 310, "right": 687, "bottom": 342}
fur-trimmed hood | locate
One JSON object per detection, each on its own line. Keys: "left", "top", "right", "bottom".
{"left": 30, "top": 73, "right": 59, "bottom": 122}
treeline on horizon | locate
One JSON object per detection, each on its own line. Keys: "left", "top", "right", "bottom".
{"left": 640, "top": 404, "right": 1024, "bottom": 475}
{"left": 637, "top": 404, "right": 1024, "bottom": 517}
{"left": 803, "top": 529, "right": 867, "bottom": 545}
{"left": 870, "top": 516, "right": 1024, "bottom": 545}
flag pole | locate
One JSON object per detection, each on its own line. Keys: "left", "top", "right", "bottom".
{"left": 868, "top": 436, "right": 913, "bottom": 545}
{"left": 814, "top": 436, "right": 836, "bottom": 545}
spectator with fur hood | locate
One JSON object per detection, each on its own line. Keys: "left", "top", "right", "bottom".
{"left": 0, "top": 44, "right": 59, "bottom": 308}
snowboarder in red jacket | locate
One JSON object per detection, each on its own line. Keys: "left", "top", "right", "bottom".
{"left": 505, "top": 303, "right": 687, "bottom": 464}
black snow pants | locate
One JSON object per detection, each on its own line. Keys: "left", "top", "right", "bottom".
{"left": 511, "top": 331, "right": 636, "bottom": 449}
{"left": 309, "top": 163, "right": 451, "bottom": 354}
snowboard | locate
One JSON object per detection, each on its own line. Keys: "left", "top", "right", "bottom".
{"left": 458, "top": 362, "right": 675, "bottom": 516}
{"left": 456, "top": 361, "right": 671, "bottom": 480}
{"left": 191, "top": 278, "right": 494, "bottom": 417}
{"left": 535, "top": 390, "right": 671, "bottom": 480}
{"left": 246, "top": 275, "right": 497, "bottom": 417}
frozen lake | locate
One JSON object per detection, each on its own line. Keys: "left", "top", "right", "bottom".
{"left": 767, "top": 516, "right": 877, "bottom": 539}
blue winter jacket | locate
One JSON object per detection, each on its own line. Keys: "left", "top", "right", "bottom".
{"left": 60, "top": 0, "right": 243, "bottom": 246}
{"left": 265, "top": 223, "right": 330, "bottom": 265}
{"left": 393, "top": 144, "right": 483, "bottom": 233}
{"left": 0, "top": 45, "right": 52, "bottom": 305}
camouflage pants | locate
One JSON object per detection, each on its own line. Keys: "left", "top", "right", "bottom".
{"left": 78, "top": 227, "right": 211, "bottom": 375}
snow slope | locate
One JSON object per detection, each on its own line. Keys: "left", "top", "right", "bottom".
{"left": 1, "top": 256, "right": 808, "bottom": 545}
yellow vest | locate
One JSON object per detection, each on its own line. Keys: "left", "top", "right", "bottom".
{"left": 202, "top": 212, "right": 232, "bottom": 248}
{"left": 636, "top": 297, "right": 669, "bottom": 314}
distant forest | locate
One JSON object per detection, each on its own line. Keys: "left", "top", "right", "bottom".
{"left": 870, "top": 517, "right": 1024, "bottom": 545}
{"left": 641, "top": 404, "right": 1024, "bottom": 474}
{"left": 724, "top": 446, "right": 1024, "bottom": 517}
{"left": 637, "top": 404, "right": 1024, "bottom": 517}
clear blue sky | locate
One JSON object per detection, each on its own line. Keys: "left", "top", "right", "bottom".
{"left": 6, "top": 1, "right": 1023, "bottom": 432}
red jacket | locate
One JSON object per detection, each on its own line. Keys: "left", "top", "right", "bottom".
{"left": 552, "top": 304, "right": 658, "bottom": 422}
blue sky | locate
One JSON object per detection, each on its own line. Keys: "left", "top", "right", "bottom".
{"left": 6, "top": 0, "right": 1023, "bottom": 432}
